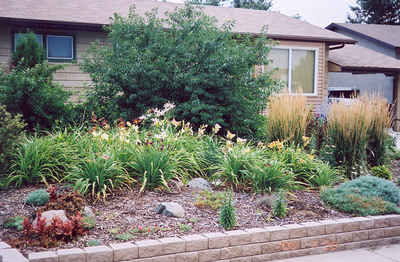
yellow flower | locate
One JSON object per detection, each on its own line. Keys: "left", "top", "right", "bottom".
{"left": 302, "top": 136, "right": 311, "bottom": 147}
{"left": 237, "top": 137, "right": 247, "bottom": 144}
{"left": 100, "top": 133, "right": 109, "bottom": 140}
{"left": 257, "top": 141, "right": 265, "bottom": 148}
{"left": 171, "top": 118, "right": 181, "bottom": 127}
{"left": 131, "top": 125, "right": 139, "bottom": 133}
{"left": 226, "top": 131, "right": 236, "bottom": 140}
{"left": 226, "top": 140, "right": 233, "bottom": 148}
{"left": 92, "top": 130, "right": 100, "bottom": 137}
{"left": 268, "top": 140, "right": 284, "bottom": 151}
{"left": 126, "top": 121, "right": 132, "bottom": 127}
{"left": 243, "top": 147, "right": 251, "bottom": 153}
{"left": 212, "top": 123, "right": 221, "bottom": 134}
{"left": 198, "top": 124, "right": 208, "bottom": 136}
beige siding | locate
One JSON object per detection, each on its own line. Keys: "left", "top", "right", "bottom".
{"left": 0, "top": 24, "right": 12, "bottom": 68}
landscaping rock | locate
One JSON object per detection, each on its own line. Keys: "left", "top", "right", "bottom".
{"left": 33, "top": 210, "right": 69, "bottom": 227}
{"left": 187, "top": 178, "right": 212, "bottom": 191}
{"left": 84, "top": 206, "right": 96, "bottom": 220}
{"left": 256, "top": 194, "right": 277, "bottom": 208}
{"left": 155, "top": 202, "right": 185, "bottom": 218}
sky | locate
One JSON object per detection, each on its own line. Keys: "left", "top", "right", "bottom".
{"left": 165, "top": 0, "right": 359, "bottom": 27}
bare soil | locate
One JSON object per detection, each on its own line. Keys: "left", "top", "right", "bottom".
{"left": 0, "top": 185, "right": 350, "bottom": 255}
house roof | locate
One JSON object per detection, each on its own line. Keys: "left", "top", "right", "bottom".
{"left": 0, "top": 0, "right": 355, "bottom": 44}
{"left": 327, "top": 23, "right": 400, "bottom": 48}
{"left": 329, "top": 45, "right": 400, "bottom": 72}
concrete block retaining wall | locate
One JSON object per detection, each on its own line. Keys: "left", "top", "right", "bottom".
{"left": 1, "top": 215, "right": 400, "bottom": 262}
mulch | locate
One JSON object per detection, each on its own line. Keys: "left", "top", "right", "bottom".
{"left": 0, "top": 184, "right": 350, "bottom": 255}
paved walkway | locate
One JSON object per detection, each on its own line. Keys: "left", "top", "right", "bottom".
{"left": 274, "top": 244, "right": 400, "bottom": 262}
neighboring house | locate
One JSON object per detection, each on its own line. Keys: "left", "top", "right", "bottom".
{"left": 0, "top": 0, "right": 354, "bottom": 110}
{"left": 326, "top": 23, "right": 400, "bottom": 105}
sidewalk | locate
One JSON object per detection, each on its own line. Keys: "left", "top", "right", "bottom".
{"left": 274, "top": 244, "right": 400, "bottom": 262}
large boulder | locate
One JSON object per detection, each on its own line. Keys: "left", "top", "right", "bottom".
{"left": 187, "top": 178, "right": 212, "bottom": 192}
{"left": 33, "top": 210, "right": 69, "bottom": 227}
{"left": 155, "top": 202, "right": 185, "bottom": 218}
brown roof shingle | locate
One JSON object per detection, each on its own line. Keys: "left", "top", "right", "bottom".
{"left": 327, "top": 23, "right": 400, "bottom": 48}
{"left": 0, "top": 0, "right": 355, "bottom": 44}
{"left": 329, "top": 45, "right": 400, "bottom": 72}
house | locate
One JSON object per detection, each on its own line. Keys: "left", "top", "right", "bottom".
{"left": 326, "top": 23, "right": 400, "bottom": 104}
{"left": 0, "top": 0, "right": 355, "bottom": 111}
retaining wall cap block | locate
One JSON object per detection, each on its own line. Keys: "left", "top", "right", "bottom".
{"left": 159, "top": 237, "right": 185, "bottom": 255}
{"left": 0, "top": 242, "right": 10, "bottom": 249}
{"left": 386, "top": 215, "right": 400, "bottom": 226}
{"left": 244, "top": 228, "right": 271, "bottom": 243}
{"left": 202, "top": 232, "right": 230, "bottom": 249}
{"left": 135, "top": 239, "right": 163, "bottom": 258}
{"left": 264, "top": 226, "right": 289, "bottom": 241}
{"left": 1, "top": 248, "right": 28, "bottom": 262}
{"left": 84, "top": 245, "right": 113, "bottom": 262}
{"left": 374, "top": 215, "right": 392, "bottom": 228}
{"left": 110, "top": 242, "right": 138, "bottom": 261}
{"left": 181, "top": 234, "right": 208, "bottom": 251}
{"left": 57, "top": 248, "right": 86, "bottom": 262}
{"left": 299, "top": 222, "right": 326, "bottom": 237}
{"left": 319, "top": 219, "right": 344, "bottom": 234}
{"left": 282, "top": 224, "right": 308, "bottom": 239}
{"left": 225, "top": 230, "right": 252, "bottom": 246}
{"left": 28, "top": 251, "right": 58, "bottom": 262}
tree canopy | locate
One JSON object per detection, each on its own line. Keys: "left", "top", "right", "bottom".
{"left": 347, "top": 0, "right": 400, "bottom": 25}
{"left": 188, "top": 0, "right": 272, "bottom": 11}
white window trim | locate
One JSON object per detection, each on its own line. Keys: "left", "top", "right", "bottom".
{"left": 262, "top": 45, "right": 319, "bottom": 96}
{"left": 46, "top": 35, "right": 74, "bottom": 60}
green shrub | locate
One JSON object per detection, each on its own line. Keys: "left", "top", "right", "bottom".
{"left": 370, "top": 165, "right": 392, "bottom": 180}
{"left": 321, "top": 176, "right": 400, "bottom": 216}
{"left": 0, "top": 32, "right": 70, "bottom": 130}
{"left": 219, "top": 192, "right": 236, "bottom": 230}
{"left": 25, "top": 189, "right": 49, "bottom": 206}
{"left": 310, "top": 165, "right": 341, "bottom": 188}
{"left": 0, "top": 105, "right": 26, "bottom": 175}
{"left": 8, "top": 135, "right": 77, "bottom": 187}
{"left": 81, "top": 4, "right": 281, "bottom": 137}
{"left": 248, "top": 162, "right": 294, "bottom": 194}
{"left": 11, "top": 32, "right": 45, "bottom": 69}
{"left": 272, "top": 191, "right": 288, "bottom": 218}
{"left": 67, "top": 155, "right": 133, "bottom": 201}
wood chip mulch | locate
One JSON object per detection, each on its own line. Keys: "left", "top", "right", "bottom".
{"left": 0, "top": 185, "right": 351, "bottom": 255}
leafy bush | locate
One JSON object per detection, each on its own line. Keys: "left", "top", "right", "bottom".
{"left": 219, "top": 192, "right": 236, "bottom": 230}
{"left": 67, "top": 155, "right": 133, "bottom": 201}
{"left": 310, "top": 165, "right": 341, "bottom": 188}
{"left": 248, "top": 162, "right": 294, "bottom": 194}
{"left": 370, "top": 165, "right": 392, "bottom": 180}
{"left": 0, "top": 105, "right": 26, "bottom": 174}
{"left": 272, "top": 191, "right": 288, "bottom": 218}
{"left": 40, "top": 188, "right": 86, "bottom": 218}
{"left": 0, "top": 32, "right": 70, "bottom": 130}
{"left": 8, "top": 135, "right": 77, "bottom": 187}
{"left": 25, "top": 189, "right": 49, "bottom": 206}
{"left": 266, "top": 92, "right": 313, "bottom": 146}
{"left": 321, "top": 176, "right": 400, "bottom": 216}
{"left": 11, "top": 32, "right": 45, "bottom": 69}
{"left": 3, "top": 216, "right": 24, "bottom": 231}
{"left": 81, "top": 4, "right": 281, "bottom": 137}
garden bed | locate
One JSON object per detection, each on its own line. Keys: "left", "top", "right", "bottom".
{"left": 0, "top": 185, "right": 350, "bottom": 255}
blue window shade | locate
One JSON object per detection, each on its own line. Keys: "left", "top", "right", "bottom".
{"left": 14, "top": 33, "right": 43, "bottom": 50}
{"left": 47, "top": 35, "right": 73, "bottom": 59}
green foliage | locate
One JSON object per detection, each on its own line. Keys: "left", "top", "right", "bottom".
{"left": 248, "top": 163, "right": 294, "bottom": 194}
{"left": 81, "top": 4, "right": 280, "bottom": 137}
{"left": 3, "top": 216, "right": 24, "bottom": 231}
{"left": 321, "top": 176, "right": 400, "bottom": 216}
{"left": 25, "top": 189, "right": 49, "bottom": 206}
{"left": 86, "top": 239, "right": 102, "bottom": 246}
{"left": 0, "top": 105, "right": 26, "bottom": 175}
{"left": 40, "top": 189, "right": 86, "bottom": 219}
{"left": 11, "top": 32, "right": 44, "bottom": 69}
{"left": 178, "top": 223, "right": 192, "bottom": 232}
{"left": 189, "top": 0, "right": 273, "bottom": 10}
{"left": 219, "top": 192, "right": 236, "bottom": 230}
{"left": 195, "top": 190, "right": 225, "bottom": 210}
{"left": 0, "top": 63, "right": 70, "bottom": 130}
{"left": 114, "top": 232, "right": 135, "bottom": 241}
{"left": 272, "top": 191, "right": 288, "bottom": 218}
{"left": 348, "top": 0, "right": 400, "bottom": 25}
{"left": 310, "top": 165, "right": 341, "bottom": 188}
{"left": 370, "top": 165, "right": 393, "bottom": 180}
{"left": 68, "top": 155, "right": 133, "bottom": 201}
{"left": 8, "top": 135, "right": 77, "bottom": 187}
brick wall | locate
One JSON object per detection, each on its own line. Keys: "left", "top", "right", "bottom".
{"left": 4, "top": 215, "right": 397, "bottom": 262}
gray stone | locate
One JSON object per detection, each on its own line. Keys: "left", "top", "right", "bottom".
{"left": 187, "top": 178, "right": 213, "bottom": 191}
{"left": 155, "top": 202, "right": 185, "bottom": 218}
{"left": 84, "top": 206, "right": 95, "bottom": 219}
{"left": 33, "top": 210, "right": 69, "bottom": 227}
{"left": 256, "top": 194, "right": 277, "bottom": 208}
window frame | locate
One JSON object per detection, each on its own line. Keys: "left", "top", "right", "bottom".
{"left": 12, "top": 30, "right": 76, "bottom": 63}
{"left": 262, "top": 45, "right": 319, "bottom": 96}
{"left": 46, "top": 34, "right": 74, "bottom": 61}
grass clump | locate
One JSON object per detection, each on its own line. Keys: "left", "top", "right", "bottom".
{"left": 195, "top": 191, "right": 225, "bottom": 210}
{"left": 266, "top": 92, "right": 312, "bottom": 146}
{"left": 370, "top": 165, "right": 392, "bottom": 180}
{"left": 219, "top": 192, "right": 236, "bottom": 230}
{"left": 321, "top": 176, "right": 400, "bottom": 216}
{"left": 25, "top": 189, "right": 49, "bottom": 206}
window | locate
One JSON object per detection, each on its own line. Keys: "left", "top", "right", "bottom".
{"left": 47, "top": 35, "right": 74, "bottom": 60}
{"left": 14, "top": 33, "right": 43, "bottom": 51}
{"left": 13, "top": 32, "right": 74, "bottom": 61}
{"left": 264, "top": 47, "right": 318, "bottom": 95}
